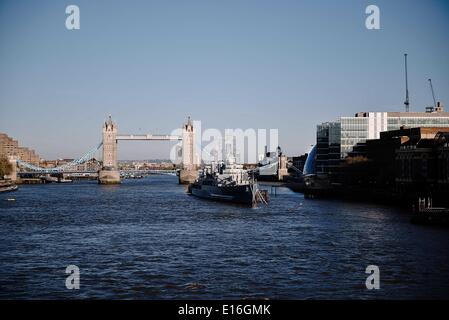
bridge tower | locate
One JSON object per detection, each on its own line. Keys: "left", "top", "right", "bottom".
{"left": 7, "top": 155, "right": 18, "bottom": 182}
{"left": 179, "top": 117, "right": 199, "bottom": 184}
{"left": 98, "top": 116, "right": 121, "bottom": 184}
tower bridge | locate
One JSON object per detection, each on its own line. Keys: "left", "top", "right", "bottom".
{"left": 14, "top": 116, "right": 199, "bottom": 185}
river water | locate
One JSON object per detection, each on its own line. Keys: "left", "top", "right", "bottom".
{"left": 0, "top": 175, "right": 448, "bottom": 299}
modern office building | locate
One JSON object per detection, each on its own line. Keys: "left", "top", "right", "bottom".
{"left": 316, "top": 102, "right": 449, "bottom": 173}
{"left": 316, "top": 122, "right": 342, "bottom": 174}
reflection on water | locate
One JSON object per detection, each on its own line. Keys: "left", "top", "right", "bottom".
{"left": 0, "top": 175, "right": 448, "bottom": 299}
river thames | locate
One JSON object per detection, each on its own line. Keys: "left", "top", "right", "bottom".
{"left": 0, "top": 175, "right": 448, "bottom": 299}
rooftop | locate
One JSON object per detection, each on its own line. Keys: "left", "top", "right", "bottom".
{"left": 356, "top": 102, "right": 448, "bottom": 118}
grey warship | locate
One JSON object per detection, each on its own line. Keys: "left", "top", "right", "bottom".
{"left": 189, "top": 157, "right": 267, "bottom": 206}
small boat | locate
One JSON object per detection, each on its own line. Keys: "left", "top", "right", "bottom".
{"left": 255, "top": 145, "right": 289, "bottom": 182}
{"left": 255, "top": 146, "right": 282, "bottom": 181}
{"left": 41, "top": 176, "right": 58, "bottom": 183}
{"left": 188, "top": 157, "right": 268, "bottom": 207}
{"left": 0, "top": 185, "right": 18, "bottom": 193}
{"left": 411, "top": 197, "right": 449, "bottom": 226}
{"left": 411, "top": 207, "right": 449, "bottom": 226}
{"left": 41, "top": 176, "right": 72, "bottom": 183}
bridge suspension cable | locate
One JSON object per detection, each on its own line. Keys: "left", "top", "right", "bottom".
{"left": 17, "top": 142, "right": 103, "bottom": 173}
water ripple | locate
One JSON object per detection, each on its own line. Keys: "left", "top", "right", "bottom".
{"left": 1, "top": 176, "right": 449, "bottom": 299}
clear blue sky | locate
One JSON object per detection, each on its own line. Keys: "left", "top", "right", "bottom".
{"left": 1, "top": 0, "right": 448, "bottom": 160}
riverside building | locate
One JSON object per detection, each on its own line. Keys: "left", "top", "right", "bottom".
{"left": 315, "top": 102, "right": 449, "bottom": 174}
{"left": 0, "top": 133, "right": 40, "bottom": 165}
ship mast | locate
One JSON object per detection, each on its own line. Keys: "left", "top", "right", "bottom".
{"left": 428, "top": 78, "right": 437, "bottom": 109}
{"left": 404, "top": 53, "right": 410, "bottom": 112}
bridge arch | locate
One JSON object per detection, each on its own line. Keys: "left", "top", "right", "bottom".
{"left": 98, "top": 116, "right": 198, "bottom": 184}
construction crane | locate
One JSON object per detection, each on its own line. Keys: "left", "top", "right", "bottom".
{"left": 404, "top": 53, "right": 410, "bottom": 112}
{"left": 428, "top": 78, "right": 437, "bottom": 109}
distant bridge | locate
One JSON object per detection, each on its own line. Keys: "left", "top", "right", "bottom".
{"left": 116, "top": 134, "right": 181, "bottom": 141}
{"left": 18, "top": 169, "right": 178, "bottom": 176}
{"left": 13, "top": 116, "right": 197, "bottom": 184}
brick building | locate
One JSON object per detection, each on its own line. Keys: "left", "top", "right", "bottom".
{"left": 0, "top": 133, "right": 40, "bottom": 165}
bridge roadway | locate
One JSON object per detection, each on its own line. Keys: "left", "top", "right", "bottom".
{"left": 116, "top": 134, "right": 181, "bottom": 141}
{"left": 18, "top": 169, "right": 178, "bottom": 175}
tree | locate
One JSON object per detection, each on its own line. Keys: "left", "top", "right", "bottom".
{"left": 0, "top": 156, "right": 12, "bottom": 178}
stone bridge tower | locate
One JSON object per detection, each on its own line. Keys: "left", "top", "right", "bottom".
{"left": 7, "top": 155, "right": 18, "bottom": 182}
{"left": 98, "top": 116, "right": 120, "bottom": 184}
{"left": 179, "top": 117, "right": 199, "bottom": 184}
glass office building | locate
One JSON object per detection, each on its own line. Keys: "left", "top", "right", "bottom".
{"left": 316, "top": 121, "right": 341, "bottom": 174}
{"left": 315, "top": 103, "right": 449, "bottom": 173}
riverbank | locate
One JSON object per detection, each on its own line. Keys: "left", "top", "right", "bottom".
{"left": 294, "top": 173, "right": 449, "bottom": 207}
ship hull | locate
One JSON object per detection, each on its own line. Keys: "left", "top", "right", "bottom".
{"left": 190, "top": 184, "right": 254, "bottom": 206}
{"left": 255, "top": 173, "right": 279, "bottom": 182}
